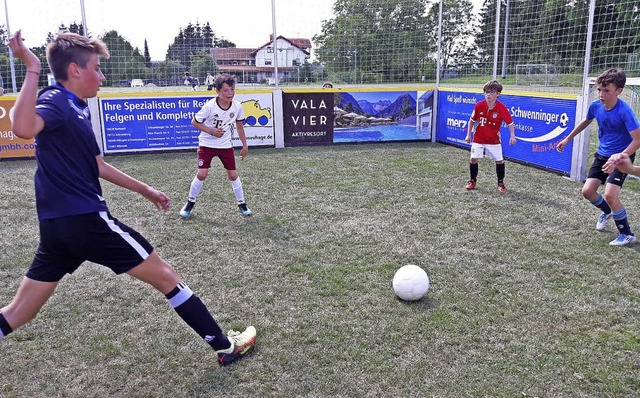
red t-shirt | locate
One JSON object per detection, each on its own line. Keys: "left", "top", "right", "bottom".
{"left": 470, "top": 99, "right": 513, "bottom": 145}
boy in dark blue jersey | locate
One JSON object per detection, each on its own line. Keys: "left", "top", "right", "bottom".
{"left": 0, "top": 30, "right": 256, "bottom": 366}
{"left": 557, "top": 68, "right": 640, "bottom": 246}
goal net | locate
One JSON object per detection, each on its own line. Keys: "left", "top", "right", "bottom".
{"left": 515, "top": 64, "right": 561, "bottom": 87}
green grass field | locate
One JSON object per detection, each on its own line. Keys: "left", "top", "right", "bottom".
{"left": 1, "top": 143, "right": 639, "bottom": 397}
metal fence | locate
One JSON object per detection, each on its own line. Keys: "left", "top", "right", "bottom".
{"left": 1, "top": 0, "right": 638, "bottom": 95}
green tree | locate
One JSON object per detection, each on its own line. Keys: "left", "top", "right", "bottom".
{"left": 314, "top": 0, "right": 431, "bottom": 83}
{"left": 426, "top": 0, "right": 477, "bottom": 77}
{"left": 143, "top": 39, "right": 151, "bottom": 67}
{"left": 190, "top": 49, "right": 218, "bottom": 81}
{"left": 476, "top": 0, "right": 640, "bottom": 78}
{"left": 100, "top": 30, "right": 147, "bottom": 86}
{"left": 590, "top": 0, "right": 640, "bottom": 71}
{"left": 0, "top": 26, "right": 9, "bottom": 91}
{"left": 165, "top": 22, "right": 233, "bottom": 84}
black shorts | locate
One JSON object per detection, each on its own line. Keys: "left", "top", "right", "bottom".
{"left": 27, "top": 211, "right": 154, "bottom": 282}
{"left": 587, "top": 152, "right": 635, "bottom": 187}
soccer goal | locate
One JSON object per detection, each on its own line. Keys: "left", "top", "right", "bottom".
{"left": 516, "top": 64, "right": 561, "bottom": 86}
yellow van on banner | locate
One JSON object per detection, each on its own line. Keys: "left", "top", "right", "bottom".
{"left": 0, "top": 99, "right": 36, "bottom": 159}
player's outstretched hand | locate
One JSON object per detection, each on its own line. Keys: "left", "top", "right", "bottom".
{"left": 602, "top": 153, "right": 633, "bottom": 174}
{"left": 8, "top": 30, "right": 41, "bottom": 72}
{"left": 143, "top": 186, "right": 171, "bottom": 212}
{"left": 556, "top": 138, "right": 568, "bottom": 153}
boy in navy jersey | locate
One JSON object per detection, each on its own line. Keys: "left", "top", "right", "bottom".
{"left": 0, "top": 30, "right": 256, "bottom": 366}
{"left": 557, "top": 68, "right": 640, "bottom": 246}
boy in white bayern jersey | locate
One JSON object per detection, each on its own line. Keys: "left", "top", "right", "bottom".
{"left": 180, "top": 73, "right": 252, "bottom": 218}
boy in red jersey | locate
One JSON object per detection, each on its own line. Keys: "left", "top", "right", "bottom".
{"left": 464, "top": 80, "right": 516, "bottom": 192}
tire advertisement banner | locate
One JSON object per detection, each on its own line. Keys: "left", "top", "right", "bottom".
{"left": 99, "top": 93, "right": 274, "bottom": 154}
{"left": 436, "top": 90, "right": 577, "bottom": 174}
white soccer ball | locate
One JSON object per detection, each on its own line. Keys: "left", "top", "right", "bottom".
{"left": 392, "top": 264, "right": 430, "bottom": 301}
{"left": 559, "top": 112, "right": 569, "bottom": 127}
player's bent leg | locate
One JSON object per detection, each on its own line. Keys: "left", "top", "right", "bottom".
{"left": 126, "top": 251, "right": 180, "bottom": 295}
{"left": 196, "top": 168, "right": 209, "bottom": 181}
{"left": 602, "top": 183, "right": 623, "bottom": 212}
{"left": 181, "top": 171, "right": 208, "bottom": 218}
{"left": 128, "top": 252, "right": 257, "bottom": 363}
{"left": 226, "top": 169, "right": 239, "bottom": 181}
{"left": 1, "top": 277, "right": 58, "bottom": 333}
{"left": 581, "top": 178, "right": 602, "bottom": 201}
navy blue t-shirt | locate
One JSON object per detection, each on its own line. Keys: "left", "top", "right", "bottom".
{"left": 33, "top": 84, "right": 108, "bottom": 220}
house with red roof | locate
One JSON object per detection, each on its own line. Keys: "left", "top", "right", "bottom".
{"left": 211, "top": 35, "right": 311, "bottom": 84}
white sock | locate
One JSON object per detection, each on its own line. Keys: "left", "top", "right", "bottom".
{"left": 230, "top": 177, "right": 245, "bottom": 203}
{"left": 188, "top": 176, "right": 204, "bottom": 201}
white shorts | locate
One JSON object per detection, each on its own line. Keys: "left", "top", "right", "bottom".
{"left": 470, "top": 143, "right": 503, "bottom": 161}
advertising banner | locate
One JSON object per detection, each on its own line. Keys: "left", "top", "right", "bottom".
{"left": 100, "top": 93, "right": 274, "bottom": 153}
{"left": 436, "top": 90, "right": 577, "bottom": 174}
{"left": 283, "top": 92, "right": 334, "bottom": 146}
{"left": 283, "top": 89, "right": 433, "bottom": 146}
{"left": 0, "top": 99, "right": 36, "bottom": 159}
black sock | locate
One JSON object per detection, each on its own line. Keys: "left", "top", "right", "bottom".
{"left": 166, "top": 283, "right": 229, "bottom": 351}
{"left": 470, "top": 163, "right": 478, "bottom": 181}
{"left": 591, "top": 194, "right": 612, "bottom": 214}
{"left": 496, "top": 163, "right": 505, "bottom": 182}
{"left": 0, "top": 312, "right": 13, "bottom": 338}
{"left": 612, "top": 208, "right": 633, "bottom": 235}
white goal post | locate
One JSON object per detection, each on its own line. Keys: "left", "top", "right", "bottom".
{"left": 516, "top": 64, "right": 561, "bottom": 86}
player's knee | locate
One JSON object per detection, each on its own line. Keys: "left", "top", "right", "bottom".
{"left": 603, "top": 191, "right": 619, "bottom": 205}
{"left": 581, "top": 186, "right": 596, "bottom": 198}
{"left": 196, "top": 170, "right": 208, "bottom": 180}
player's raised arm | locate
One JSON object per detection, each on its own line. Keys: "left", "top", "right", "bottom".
{"left": 7, "top": 30, "right": 45, "bottom": 139}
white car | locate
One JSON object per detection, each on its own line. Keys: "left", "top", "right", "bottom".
{"left": 130, "top": 79, "right": 144, "bottom": 87}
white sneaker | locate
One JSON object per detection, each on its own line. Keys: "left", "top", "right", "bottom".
{"left": 609, "top": 233, "right": 637, "bottom": 246}
{"left": 216, "top": 326, "right": 257, "bottom": 365}
{"left": 596, "top": 213, "right": 612, "bottom": 231}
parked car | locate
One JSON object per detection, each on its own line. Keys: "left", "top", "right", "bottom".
{"left": 130, "top": 79, "right": 144, "bottom": 87}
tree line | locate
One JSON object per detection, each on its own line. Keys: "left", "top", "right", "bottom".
{"left": 314, "top": 0, "right": 640, "bottom": 83}
{"left": 0, "top": 22, "right": 232, "bottom": 90}
{"left": 1, "top": 0, "right": 639, "bottom": 89}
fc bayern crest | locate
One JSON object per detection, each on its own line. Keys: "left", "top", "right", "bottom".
{"left": 492, "top": 112, "right": 498, "bottom": 118}
{"left": 230, "top": 112, "right": 236, "bottom": 118}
